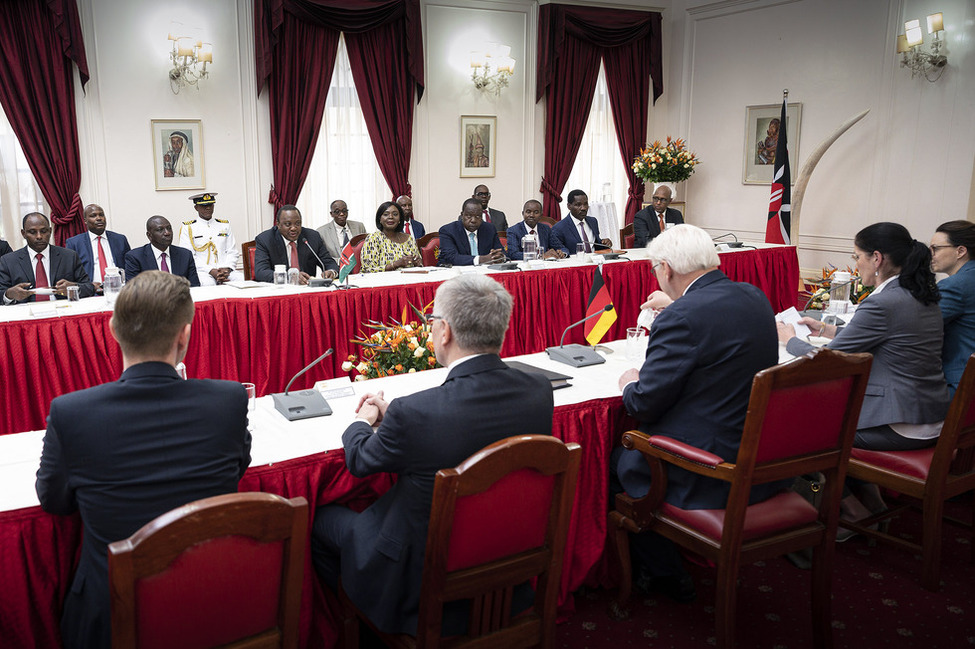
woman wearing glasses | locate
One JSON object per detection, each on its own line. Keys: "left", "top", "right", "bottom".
{"left": 930, "top": 220, "right": 975, "bottom": 396}
{"left": 778, "top": 222, "right": 950, "bottom": 451}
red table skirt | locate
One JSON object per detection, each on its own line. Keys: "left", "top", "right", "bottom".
{"left": 0, "top": 248, "right": 798, "bottom": 435}
{"left": 0, "top": 398, "right": 634, "bottom": 649}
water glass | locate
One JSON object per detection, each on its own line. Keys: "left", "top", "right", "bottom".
{"left": 66, "top": 285, "right": 80, "bottom": 302}
{"left": 522, "top": 236, "right": 538, "bottom": 261}
{"left": 576, "top": 243, "right": 587, "bottom": 259}
{"left": 241, "top": 382, "right": 256, "bottom": 411}
{"left": 626, "top": 327, "right": 649, "bottom": 362}
{"left": 287, "top": 267, "right": 300, "bottom": 285}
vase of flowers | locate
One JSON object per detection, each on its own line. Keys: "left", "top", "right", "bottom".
{"left": 342, "top": 301, "right": 440, "bottom": 380}
{"left": 632, "top": 137, "right": 701, "bottom": 201}
{"left": 801, "top": 265, "right": 873, "bottom": 310}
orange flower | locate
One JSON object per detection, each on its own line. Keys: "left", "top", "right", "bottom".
{"left": 428, "top": 356, "right": 436, "bottom": 366}
{"left": 395, "top": 364, "right": 404, "bottom": 372}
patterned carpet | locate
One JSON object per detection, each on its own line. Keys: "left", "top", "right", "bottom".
{"left": 556, "top": 502, "right": 974, "bottom": 648}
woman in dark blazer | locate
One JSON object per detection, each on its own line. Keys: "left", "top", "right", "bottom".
{"left": 930, "top": 220, "right": 975, "bottom": 397}
{"left": 778, "top": 222, "right": 950, "bottom": 451}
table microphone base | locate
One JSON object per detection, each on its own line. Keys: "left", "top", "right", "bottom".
{"left": 545, "top": 344, "right": 605, "bottom": 368}
{"left": 272, "top": 390, "right": 333, "bottom": 421}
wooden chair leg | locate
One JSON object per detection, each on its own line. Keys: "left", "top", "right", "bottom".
{"left": 713, "top": 557, "right": 741, "bottom": 649}
{"left": 810, "top": 540, "right": 835, "bottom": 649}
{"left": 608, "top": 518, "right": 633, "bottom": 617}
{"left": 920, "top": 495, "right": 946, "bottom": 591}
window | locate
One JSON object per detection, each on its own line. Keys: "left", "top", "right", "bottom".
{"left": 0, "top": 108, "right": 47, "bottom": 247}
{"left": 297, "top": 35, "right": 389, "bottom": 233}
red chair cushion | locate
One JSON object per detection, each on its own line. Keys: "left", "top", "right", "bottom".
{"left": 659, "top": 491, "right": 818, "bottom": 542}
{"left": 624, "top": 234, "right": 634, "bottom": 248}
{"left": 247, "top": 246, "right": 256, "bottom": 280}
{"left": 850, "top": 447, "right": 936, "bottom": 481}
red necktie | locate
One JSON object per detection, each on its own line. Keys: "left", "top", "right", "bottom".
{"left": 96, "top": 236, "right": 108, "bottom": 281}
{"left": 160, "top": 252, "right": 169, "bottom": 273}
{"left": 34, "top": 253, "right": 50, "bottom": 301}
{"left": 658, "top": 213, "right": 666, "bottom": 233}
{"left": 483, "top": 210, "right": 491, "bottom": 223}
{"left": 289, "top": 241, "right": 299, "bottom": 269}
{"left": 404, "top": 220, "right": 411, "bottom": 237}
{"left": 579, "top": 222, "right": 591, "bottom": 253}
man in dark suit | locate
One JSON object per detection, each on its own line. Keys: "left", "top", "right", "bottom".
{"left": 311, "top": 274, "right": 554, "bottom": 635}
{"left": 253, "top": 204, "right": 338, "bottom": 283}
{"left": 438, "top": 198, "right": 505, "bottom": 266}
{"left": 396, "top": 195, "right": 426, "bottom": 240}
{"left": 0, "top": 212, "right": 94, "bottom": 304}
{"left": 612, "top": 224, "right": 782, "bottom": 601}
{"left": 36, "top": 271, "right": 251, "bottom": 649}
{"left": 633, "top": 185, "right": 685, "bottom": 248}
{"left": 549, "top": 189, "right": 612, "bottom": 255}
{"left": 0, "top": 239, "right": 12, "bottom": 257}
{"left": 124, "top": 216, "right": 200, "bottom": 286}
{"left": 506, "top": 199, "right": 565, "bottom": 260}
{"left": 65, "top": 203, "right": 131, "bottom": 287}
{"left": 473, "top": 184, "right": 507, "bottom": 232}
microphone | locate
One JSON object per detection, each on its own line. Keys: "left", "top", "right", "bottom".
{"left": 713, "top": 233, "right": 744, "bottom": 249}
{"left": 546, "top": 304, "right": 613, "bottom": 368}
{"left": 272, "top": 348, "right": 334, "bottom": 420}
{"left": 302, "top": 238, "right": 334, "bottom": 287}
{"left": 592, "top": 241, "right": 613, "bottom": 250}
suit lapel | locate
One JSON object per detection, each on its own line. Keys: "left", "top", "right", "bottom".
{"left": 17, "top": 249, "right": 34, "bottom": 284}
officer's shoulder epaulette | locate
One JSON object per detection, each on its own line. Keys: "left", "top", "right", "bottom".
{"left": 182, "top": 219, "right": 195, "bottom": 225}
{"left": 215, "top": 218, "right": 229, "bottom": 224}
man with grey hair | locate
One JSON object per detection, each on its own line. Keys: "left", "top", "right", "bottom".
{"left": 311, "top": 274, "right": 554, "bottom": 636}
{"left": 612, "top": 224, "right": 781, "bottom": 602}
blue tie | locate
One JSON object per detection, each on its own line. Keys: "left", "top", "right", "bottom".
{"left": 469, "top": 232, "right": 478, "bottom": 257}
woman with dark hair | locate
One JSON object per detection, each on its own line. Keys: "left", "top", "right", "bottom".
{"left": 778, "top": 222, "right": 950, "bottom": 451}
{"left": 359, "top": 201, "right": 422, "bottom": 273}
{"left": 931, "top": 220, "right": 975, "bottom": 395}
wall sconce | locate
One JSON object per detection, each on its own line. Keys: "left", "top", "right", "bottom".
{"left": 896, "top": 12, "right": 947, "bottom": 81}
{"left": 167, "top": 22, "right": 212, "bottom": 94}
{"left": 470, "top": 43, "right": 515, "bottom": 96}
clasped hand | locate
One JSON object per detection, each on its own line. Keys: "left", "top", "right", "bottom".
{"left": 355, "top": 390, "right": 389, "bottom": 426}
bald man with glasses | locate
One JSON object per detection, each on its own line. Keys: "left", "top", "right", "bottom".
{"left": 632, "top": 185, "right": 684, "bottom": 248}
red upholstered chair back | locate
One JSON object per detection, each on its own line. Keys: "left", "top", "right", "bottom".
{"left": 417, "top": 234, "right": 440, "bottom": 267}
{"left": 415, "top": 435, "right": 581, "bottom": 646}
{"left": 109, "top": 492, "right": 308, "bottom": 649}
{"left": 619, "top": 224, "right": 634, "bottom": 249}
{"left": 349, "top": 233, "right": 367, "bottom": 274}
{"left": 537, "top": 216, "right": 557, "bottom": 227}
{"left": 497, "top": 233, "right": 507, "bottom": 253}
{"left": 241, "top": 240, "right": 256, "bottom": 281}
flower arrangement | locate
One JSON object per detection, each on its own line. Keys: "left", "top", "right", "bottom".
{"left": 341, "top": 301, "right": 439, "bottom": 380}
{"left": 632, "top": 137, "right": 701, "bottom": 183}
{"left": 802, "top": 265, "right": 874, "bottom": 310}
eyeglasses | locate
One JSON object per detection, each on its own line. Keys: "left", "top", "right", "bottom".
{"left": 929, "top": 244, "right": 955, "bottom": 253}
{"left": 330, "top": 208, "right": 349, "bottom": 214}
{"left": 475, "top": 191, "right": 491, "bottom": 197}
{"left": 651, "top": 196, "right": 671, "bottom": 202}
{"left": 651, "top": 262, "right": 663, "bottom": 276}
{"left": 425, "top": 314, "right": 446, "bottom": 324}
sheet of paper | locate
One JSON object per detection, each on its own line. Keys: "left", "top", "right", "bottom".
{"left": 775, "top": 306, "right": 812, "bottom": 339}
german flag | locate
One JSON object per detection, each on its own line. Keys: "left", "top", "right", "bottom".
{"left": 584, "top": 267, "right": 617, "bottom": 345}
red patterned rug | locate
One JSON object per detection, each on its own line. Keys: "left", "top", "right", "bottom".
{"left": 557, "top": 502, "right": 974, "bottom": 648}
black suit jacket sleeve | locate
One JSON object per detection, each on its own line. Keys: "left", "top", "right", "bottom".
{"left": 633, "top": 208, "right": 654, "bottom": 248}
{"left": 62, "top": 249, "right": 96, "bottom": 297}
{"left": 0, "top": 240, "right": 13, "bottom": 258}
{"left": 35, "top": 418, "right": 76, "bottom": 516}
{"left": 253, "top": 230, "right": 276, "bottom": 283}
{"left": 183, "top": 250, "right": 201, "bottom": 287}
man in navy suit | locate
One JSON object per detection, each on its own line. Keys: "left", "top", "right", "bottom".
{"left": 253, "top": 204, "right": 338, "bottom": 283}
{"left": 396, "top": 195, "right": 426, "bottom": 240}
{"left": 0, "top": 212, "right": 94, "bottom": 304}
{"left": 65, "top": 204, "right": 131, "bottom": 288}
{"left": 506, "top": 200, "right": 565, "bottom": 260}
{"left": 549, "top": 189, "right": 612, "bottom": 255}
{"left": 612, "top": 224, "right": 782, "bottom": 601}
{"left": 36, "top": 271, "right": 251, "bottom": 649}
{"left": 311, "top": 274, "right": 554, "bottom": 635}
{"left": 472, "top": 184, "right": 508, "bottom": 232}
{"left": 438, "top": 198, "right": 505, "bottom": 266}
{"left": 632, "top": 185, "right": 685, "bottom": 248}
{"left": 124, "top": 216, "right": 200, "bottom": 286}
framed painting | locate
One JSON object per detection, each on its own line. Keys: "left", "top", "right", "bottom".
{"left": 742, "top": 103, "right": 801, "bottom": 185}
{"left": 460, "top": 115, "right": 496, "bottom": 178}
{"left": 151, "top": 119, "right": 205, "bottom": 190}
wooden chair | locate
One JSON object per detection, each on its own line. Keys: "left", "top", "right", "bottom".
{"left": 417, "top": 234, "right": 440, "bottom": 267}
{"left": 840, "top": 353, "right": 975, "bottom": 590}
{"left": 497, "top": 232, "right": 507, "bottom": 252}
{"left": 109, "top": 492, "right": 308, "bottom": 649}
{"left": 241, "top": 240, "right": 256, "bottom": 280}
{"left": 340, "top": 434, "right": 581, "bottom": 649}
{"left": 619, "top": 223, "right": 634, "bottom": 249}
{"left": 537, "top": 216, "right": 556, "bottom": 227}
{"left": 349, "top": 233, "right": 367, "bottom": 274}
{"left": 609, "top": 348, "right": 872, "bottom": 649}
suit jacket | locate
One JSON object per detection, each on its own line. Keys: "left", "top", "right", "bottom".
{"left": 124, "top": 244, "right": 200, "bottom": 286}
{"left": 316, "top": 220, "right": 366, "bottom": 264}
{"left": 505, "top": 221, "right": 554, "bottom": 260}
{"left": 485, "top": 207, "right": 507, "bottom": 232}
{"left": 632, "top": 207, "right": 684, "bottom": 248}
{"left": 35, "top": 362, "right": 251, "bottom": 649}
{"left": 337, "top": 354, "right": 554, "bottom": 635}
{"left": 65, "top": 231, "right": 131, "bottom": 280}
{"left": 403, "top": 218, "right": 425, "bottom": 240}
{"left": 0, "top": 245, "right": 95, "bottom": 303}
{"left": 549, "top": 215, "right": 603, "bottom": 255}
{"left": 788, "top": 282, "right": 951, "bottom": 427}
{"left": 437, "top": 220, "right": 502, "bottom": 266}
{"left": 616, "top": 270, "right": 784, "bottom": 510}
{"left": 938, "top": 261, "right": 975, "bottom": 395}
{"left": 0, "top": 239, "right": 12, "bottom": 258}
{"left": 253, "top": 226, "right": 338, "bottom": 282}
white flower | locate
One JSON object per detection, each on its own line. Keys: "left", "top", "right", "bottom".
{"left": 354, "top": 375, "right": 367, "bottom": 381}
{"left": 356, "top": 362, "right": 369, "bottom": 373}
{"left": 408, "top": 368, "right": 416, "bottom": 373}
{"left": 341, "top": 361, "right": 353, "bottom": 372}
{"left": 409, "top": 337, "right": 419, "bottom": 348}
{"left": 403, "top": 324, "right": 413, "bottom": 332}
{"left": 414, "top": 346, "right": 425, "bottom": 358}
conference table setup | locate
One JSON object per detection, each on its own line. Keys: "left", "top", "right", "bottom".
{"left": 0, "top": 242, "right": 799, "bottom": 649}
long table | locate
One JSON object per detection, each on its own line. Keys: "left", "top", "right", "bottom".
{"left": 0, "top": 245, "right": 799, "bottom": 435}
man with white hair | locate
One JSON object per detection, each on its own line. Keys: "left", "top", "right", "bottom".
{"left": 311, "top": 274, "right": 554, "bottom": 636}
{"left": 613, "top": 224, "right": 782, "bottom": 601}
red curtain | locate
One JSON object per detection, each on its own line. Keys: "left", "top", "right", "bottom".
{"left": 255, "top": 0, "right": 424, "bottom": 215}
{"left": 536, "top": 4, "right": 663, "bottom": 224}
{"left": 0, "top": 0, "right": 89, "bottom": 244}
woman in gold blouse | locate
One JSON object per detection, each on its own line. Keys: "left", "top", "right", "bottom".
{"left": 359, "top": 201, "right": 423, "bottom": 273}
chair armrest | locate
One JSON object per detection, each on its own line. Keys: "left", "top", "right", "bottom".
{"left": 622, "top": 431, "right": 736, "bottom": 482}
{"left": 648, "top": 436, "right": 723, "bottom": 466}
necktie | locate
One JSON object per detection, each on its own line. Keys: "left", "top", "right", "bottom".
{"left": 579, "top": 221, "right": 591, "bottom": 253}
{"left": 469, "top": 232, "right": 478, "bottom": 257}
{"left": 289, "top": 241, "right": 299, "bottom": 269}
{"left": 483, "top": 210, "right": 491, "bottom": 223}
{"left": 160, "top": 252, "right": 169, "bottom": 273}
{"left": 404, "top": 220, "right": 411, "bottom": 237}
{"left": 341, "top": 228, "right": 349, "bottom": 247}
{"left": 34, "top": 253, "right": 50, "bottom": 301}
{"left": 658, "top": 212, "right": 666, "bottom": 233}
{"left": 96, "top": 236, "right": 108, "bottom": 281}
